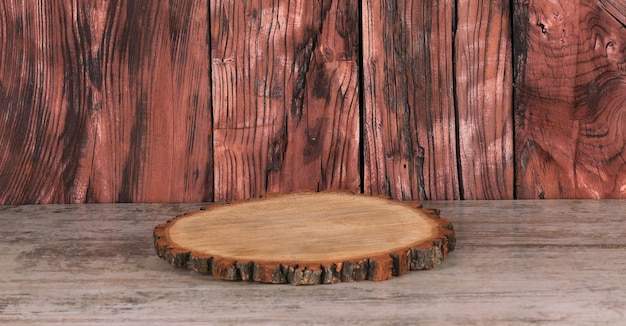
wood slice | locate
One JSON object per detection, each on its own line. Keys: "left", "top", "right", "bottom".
{"left": 153, "top": 191, "right": 455, "bottom": 285}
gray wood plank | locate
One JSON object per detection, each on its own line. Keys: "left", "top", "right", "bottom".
{"left": 1, "top": 200, "right": 625, "bottom": 325}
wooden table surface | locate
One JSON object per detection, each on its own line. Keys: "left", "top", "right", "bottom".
{"left": 1, "top": 200, "right": 625, "bottom": 325}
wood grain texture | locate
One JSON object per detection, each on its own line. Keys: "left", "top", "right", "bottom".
{"left": 514, "top": 0, "right": 626, "bottom": 198}
{"left": 154, "top": 191, "right": 455, "bottom": 285}
{"left": 455, "top": 0, "right": 514, "bottom": 199}
{"left": 4, "top": 0, "right": 624, "bottom": 203}
{"left": 210, "top": 0, "right": 361, "bottom": 202}
{"left": 0, "top": 0, "right": 212, "bottom": 204}
{"left": 2, "top": 201, "right": 626, "bottom": 324}
{"left": 362, "top": 0, "right": 460, "bottom": 200}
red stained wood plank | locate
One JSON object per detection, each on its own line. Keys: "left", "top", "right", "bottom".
{"left": 514, "top": 0, "right": 626, "bottom": 198}
{"left": 455, "top": 0, "right": 514, "bottom": 199}
{"left": 362, "top": 0, "right": 459, "bottom": 200}
{"left": 8, "top": 0, "right": 624, "bottom": 203}
{"left": 0, "top": 1, "right": 212, "bottom": 204}
{"left": 210, "top": 0, "right": 361, "bottom": 202}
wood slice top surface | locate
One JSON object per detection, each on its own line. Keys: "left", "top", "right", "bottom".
{"left": 154, "top": 191, "right": 456, "bottom": 285}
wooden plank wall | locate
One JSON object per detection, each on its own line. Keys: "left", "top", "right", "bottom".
{"left": 362, "top": 0, "right": 461, "bottom": 200}
{"left": 210, "top": 0, "right": 361, "bottom": 201}
{"left": 362, "top": 0, "right": 513, "bottom": 200}
{"left": 0, "top": 0, "right": 213, "bottom": 204}
{"left": 0, "top": 0, "right": 624, "bottom": 204}
{"left": 514, "top": 0, "right": 626, "bottom": 199}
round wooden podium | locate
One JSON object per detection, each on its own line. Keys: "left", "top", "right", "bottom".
{"left": 154, "top": 191, "right": 455, "bottom": 285}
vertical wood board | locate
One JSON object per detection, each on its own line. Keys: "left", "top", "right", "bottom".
{"left": 455, "top": 0, "right": 514, "bottom": 199}
{"left": 0, "top": 0, "right": 213, "bottom": 204}
{"left": 362, "top": 0, "right": 459, "bottom": 200}
{"left": 514, "top": 0, "right": 626, "bottom": 198}
{"left": 210, "top": 0, "right": 361, "bottom": 202}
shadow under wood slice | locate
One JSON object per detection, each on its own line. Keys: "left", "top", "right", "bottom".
{"left": 153, "top": 191, "right": 456, "bottom": 285}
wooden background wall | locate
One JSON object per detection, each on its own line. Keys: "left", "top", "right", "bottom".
{"left": 0, "top": 0, "right": 624, "bottom": 204}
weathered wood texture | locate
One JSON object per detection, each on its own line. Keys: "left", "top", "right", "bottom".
{"left": 362, "top": 0, "right": 460, "bottom": 200}
{"left": 455, "top": 0, "right": 514, "bottom": 199}
{"left": 1, "top": 0, "right": 624, "bottom": 204}
{"left": 2, "top": 201, "right": 626, "bottom": 324}
{"left": 210, "top": 0, "right": 361, "bottom": 201}
{"left": 514, "top": 0, "right": 626, "bottom": 198}
{"left": 0, "top": 0, "right": 213, "bottom": 204}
